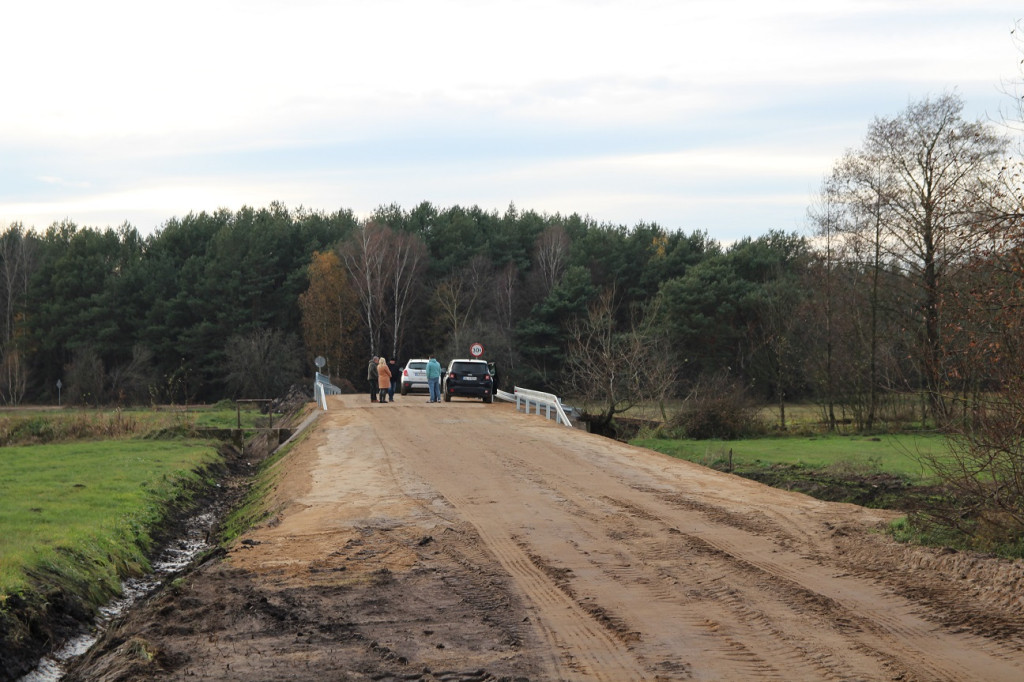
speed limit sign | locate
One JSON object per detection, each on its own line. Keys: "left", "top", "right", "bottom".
{"left": 470, "top": 342, "right": 484, "bottom": 357}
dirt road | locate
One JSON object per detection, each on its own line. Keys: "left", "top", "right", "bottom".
{"left": 69, "top": 394, "right": 1024, "bottom": 681}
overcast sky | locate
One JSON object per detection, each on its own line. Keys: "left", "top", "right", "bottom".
{"left": 1, "top": 0, "right": 1021, "bottom": 244}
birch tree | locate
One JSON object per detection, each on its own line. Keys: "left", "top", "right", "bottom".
{"left": 339, "top": 222, "right": 391, "bottom": 357}
{"left": 386, "top": 230, "right": 428, "bottom": 360}
{"left": 0, "top": 225, "right": 35, "bottom": 405}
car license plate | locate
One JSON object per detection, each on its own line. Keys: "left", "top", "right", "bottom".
{"left": 465, "top": 375, "right": 476, "bottom": 381}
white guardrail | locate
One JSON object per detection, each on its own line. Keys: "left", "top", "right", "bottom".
{"left": 314, "top": 372, "right": 342, "bottom": 410}
{"left": 509, "top": 386, "right": 574, "bottom": 427}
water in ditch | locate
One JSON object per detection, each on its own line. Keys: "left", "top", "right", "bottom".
{"left": 17, "top": 510, "right": 217, "bottom": 682}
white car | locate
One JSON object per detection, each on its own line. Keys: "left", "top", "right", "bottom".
{"left": 400, "top": 359, "right": 430, "bottom": 395}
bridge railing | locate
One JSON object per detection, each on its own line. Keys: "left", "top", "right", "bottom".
{"left": 314, "top": 372, "right": 342, "bottom": 410}
{"left": 513, "top": 386, "right": 574, "bottom": 428}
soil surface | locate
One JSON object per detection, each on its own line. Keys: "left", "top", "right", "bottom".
{"left": 67, "top": 394, "right": 1024, "bottom": 681}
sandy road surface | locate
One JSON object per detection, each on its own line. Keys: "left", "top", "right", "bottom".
{"left": 69, "top": 394, "right": 1024, "bottom": 681}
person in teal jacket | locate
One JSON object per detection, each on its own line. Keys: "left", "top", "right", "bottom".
{"left": 426, "top": 355, "right": 443, "bottom": 403}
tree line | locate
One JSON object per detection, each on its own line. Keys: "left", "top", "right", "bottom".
{"left": 5, "top": 90, "right": 1024, "bottom": 549}
{"left": 0, "top": 95, "right": 1020, "bottom": 437}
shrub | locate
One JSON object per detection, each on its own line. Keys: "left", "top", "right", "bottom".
{"left": 668, "top": 372, "right": 764, "bottom": 440}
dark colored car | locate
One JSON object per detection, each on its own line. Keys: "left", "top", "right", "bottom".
{"left": 443, "top": 359, "right": 493, "bottom": 403}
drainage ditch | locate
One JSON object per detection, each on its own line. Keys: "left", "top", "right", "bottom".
{"left": 17, "top": 509, "right": 219, "bottom": 682}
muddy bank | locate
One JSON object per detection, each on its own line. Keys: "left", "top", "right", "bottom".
{"left": 3, "top": 418, "right": 295, "bottom": 682}
{"left": 18, "top": 508, "right": 219, "bottom": 682}
{"left": 64, "top": 523, "right": 544, "bottom": 681}
{"left": 739, "top": 463, "right": 931, "bottom": 510}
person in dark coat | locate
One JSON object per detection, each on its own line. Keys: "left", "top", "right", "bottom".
{"left": 367, "top": 355, "right": 379, "bottom": 402}
{"left": 387, "top": 357, "right": 400, "bottom": 402}
{"left": 488, "top": 362, "right": 501, "bottom": 392}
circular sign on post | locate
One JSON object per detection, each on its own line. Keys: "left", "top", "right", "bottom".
{"left": 469, "top": 342, "right": 484, "bottom": 358}
{"left": 314, "top": 356, "right": 326, "bottom": 369}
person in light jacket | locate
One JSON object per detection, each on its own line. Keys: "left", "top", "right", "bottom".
{"left": 377, "top": 357, "right": 392, "bottom": 404}
{"left": 426, "top": 355, "right": 443, "bottom": 403}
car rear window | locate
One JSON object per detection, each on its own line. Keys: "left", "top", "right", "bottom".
{"left": 408, "top": 362, "right": 427, "bottom": 370}
{"left": 451, "top": 361, "right": 487, "bottom": 374}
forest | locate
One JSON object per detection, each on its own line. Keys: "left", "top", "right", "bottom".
{"left": 1, "top": 94, "right": 1022, "bottom": 440}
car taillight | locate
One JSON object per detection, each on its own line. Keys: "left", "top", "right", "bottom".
{"left": 485, "top": 374, "right": 491, "bottom": 380}
{"left": 403, "top": 369, "right": 409, "bottom": 376}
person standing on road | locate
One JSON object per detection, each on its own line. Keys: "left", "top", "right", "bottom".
{"left": 426, "top": 355, "right": 443, "bottom": 403}
{"left": 367, "top": 355, "right": 379, "bottom": 402}
{"left": 489, "top": 361, "right": 501, "bottom": 393}
{"left": 387, "top": 357, "right": 400, "bottom": 402}
{"left": 377, "top": 357, "right": 392, "bottom": 404}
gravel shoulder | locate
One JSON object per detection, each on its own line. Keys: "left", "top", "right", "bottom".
{"left": 67, "top": 394, "right": 1024, "bottom": 681}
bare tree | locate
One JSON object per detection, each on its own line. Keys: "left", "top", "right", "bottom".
{"left": 491, "top": 261, "right": 521, "bottom": 382}
{"left": 338, "top": 222, "right": 391, "bottom": 356}
{"left": 564, "top": 289, "right": 675, "bottom": 435}
{"left": 107, "top": 345, "right": 156, "bottom": 405}
{"left": 0, "top": 348, "right": 27, "bottom": 406}
{"left": 339, "top": 222, "right": 429, "bottom": 362}
{"left": 533, "top": 225, "right": 570, "bottom": 296}
{"left": 494, "top": 261, "right": 519, "bottom": 334}
{"left": 826, "top": 94, "right": 1008, "bottom": 423}
{"left": 65, "top": 346, "right": 105, "bottom": 406}
{"left": 753, "top": 278, "right": 807, "bottom": 431}
{"left": 386, "top": 230, "right": 428, "bottom": 359}
{"left": 807, "top": 184, "right": 842, "bottom": 430}
{"left": 224, "top": 328, "right": 302, "bottom": 399}
{"left": 825, "top": 153, "right": 893, "bottom": 429}
{"left": 914, "top": 225, "right": 1024, "bottom": 547}
{"left": 433, "top": 276, "right": 470, "bottom": 355}
{"left": 908, "top": 43, "right": 1024, "bottom": 547}
{"left": 0, "top": 224, "right": 35, "bottom": 405}
{"left": 433, "top": 255, "right": 491, "bottom": 356}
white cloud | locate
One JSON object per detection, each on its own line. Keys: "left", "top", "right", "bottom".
{"left": 1, "top": 0, "right": 1021, "bottom": 241}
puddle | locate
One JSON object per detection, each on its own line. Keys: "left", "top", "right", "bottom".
{"left": 18, "top": 511, "right": 217, "bottom": 682}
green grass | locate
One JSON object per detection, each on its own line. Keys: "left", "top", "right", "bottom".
{"left": 0, "top": 403, "right": 280, "bottom": 446}
{"left": 164, "top": 402, "right": 283, "bottom": 430}
{"left": 0, "top": 403, "right": 297, "bottom": 659}
{"left": 219, "top": 428, "right": 308, "bottom": 545}
{"left": 631, "top": 433, "right": 948, "bottom": 481}
{"left": 0, "top": 439, "right": 221, "bottom": 604}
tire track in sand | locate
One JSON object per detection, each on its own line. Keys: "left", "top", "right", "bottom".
{"left": 385, "top": 408, "right": 650, "bottom": 681}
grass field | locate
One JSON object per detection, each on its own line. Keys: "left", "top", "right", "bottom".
{"left": 631, "top": 433, "right": 948, "bottom": 481}
{"left": 0, "top": 403, "right": 272, "bottom": 658}
{"left": 0, "top": 439, "right": 221, "bottom": 602}
{"left": 0, "top": 402, "right": 281, "bottom": 446}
